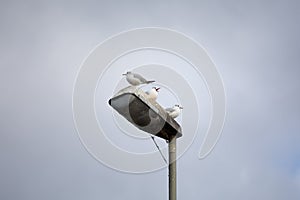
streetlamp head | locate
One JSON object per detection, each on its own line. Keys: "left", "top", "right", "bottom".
{"left": 109, "top": 86, "right": 182, "bottom": 140}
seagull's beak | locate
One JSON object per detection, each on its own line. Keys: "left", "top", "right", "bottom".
{"left": 155, "top": 87, "right": 161, "bottom": 91}
{"left": 122, "top": 73, "right": 126, "bottom": 76}
{"left": 179, "top": 106, "right": 183, "bottom": 109}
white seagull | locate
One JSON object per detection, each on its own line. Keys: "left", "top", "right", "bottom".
{"left": 122, "top": 71, "right": 155, "bottom": 86}
{"left": 165, "top": 104, "right": 183, "bottom": 119}
{"left": 146, "top": 87, "right": 160, "bottom": 101}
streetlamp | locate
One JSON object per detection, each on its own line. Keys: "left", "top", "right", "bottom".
{"left": 109, "top": 86, "right": 182, "bottom": 200}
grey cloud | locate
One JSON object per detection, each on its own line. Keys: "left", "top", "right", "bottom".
{"left": 0, "top": 0, "right": 299, "bottom": 200}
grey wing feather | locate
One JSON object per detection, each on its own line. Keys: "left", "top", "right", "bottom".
{"left": 165, "top": 108, "right": 174, "bottom": 113}
{"left": 133, "top": 73, "right": 147, "bottom": 82}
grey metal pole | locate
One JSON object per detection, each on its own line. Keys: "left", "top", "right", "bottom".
{"left": 169, "top": 135, "right": 177, "bottom": 200}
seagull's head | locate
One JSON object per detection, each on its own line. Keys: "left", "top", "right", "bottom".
{"left": 122, "top": 71, "right": 131, "bottom": 76}
{"left": 153, "top": 87, "right": 160, "bottom": 92}
{"left": 175, "top": 104, "right": 183, "bottom": 109}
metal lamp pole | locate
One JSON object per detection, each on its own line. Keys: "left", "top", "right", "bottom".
{"left": 169, "top": 135, "right": 177, "bottom": 200}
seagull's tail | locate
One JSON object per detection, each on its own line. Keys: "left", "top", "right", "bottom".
{"left": 146, "top": 80, "right": 155, "bottom": 84}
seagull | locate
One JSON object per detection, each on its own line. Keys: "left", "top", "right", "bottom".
{"left": 122, "top": 71, "right": 155, "bottom": 86}
{"left": 165, "top": 104, "right": 183, "bottom": 119}
{"left": 146, "top": 87, "right": 160, "bottom": 101}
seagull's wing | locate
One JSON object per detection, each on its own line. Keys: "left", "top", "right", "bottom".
{"left": 132, "top": 73, "right": 147, "bottom": 82}
{"left": 165, "top": 107, "right": 175, "bottom": 113}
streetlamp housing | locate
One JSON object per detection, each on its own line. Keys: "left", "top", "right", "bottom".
{"left": 108, "top": 86, "right": 182, "bottom": 140}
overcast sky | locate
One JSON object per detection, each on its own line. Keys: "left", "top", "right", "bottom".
{"left": 1, "top": 0, "right": 300, "bottom": 199}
